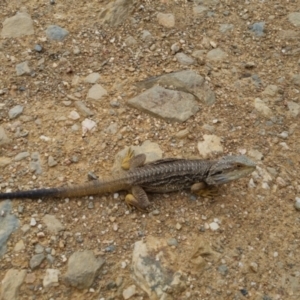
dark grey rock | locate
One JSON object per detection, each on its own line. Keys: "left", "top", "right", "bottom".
{"left": 218, "top": 264, "right": 228, "bottom": 276}
{"left": 175, "top": 53, "right": 195, "bottom": 65}
{"left": 128, "top": 86, "right": 199, "bottom": 123}
{"left": 136, "top": 70, "right": 215, "bottom": 105}
{"left": 42, "top": 215, "right": 65, "bottom": 234}
{"left": 14, "top": 151, "right": 29, "bottom": 161}
{"left": 0, "top": 201, "right": 20, "bottom": 258}
{"left": 249, "top": 22, "right": 265, "bottom": 36}
{"left": 46, "top": 25, "right": 69, "bottom": 41}
{"left": 34, "top": 44, "right": 42, "bottom": 52}
{"left": 167, "top": 238, "right": 178, "bottom": 247}
{"left": 99, "top": 0, "right": 137, "bottom": 27}
{"left": 9, "top": 105, "right": 24, "bottom": 119}
{"left": 63, "top": 250, "right": 104, "bottom": 289}
{"left": 30, "top": 253, "right": 46, "bottom": 269}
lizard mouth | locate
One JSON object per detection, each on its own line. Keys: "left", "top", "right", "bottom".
{"left": 211, "top": 166, "right": 256, "bottom": 185}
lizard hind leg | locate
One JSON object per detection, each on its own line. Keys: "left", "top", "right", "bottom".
{"left": 125, "top": 186, "right": 150, "bottom": 212}
{"left": 191, "top": 182, "right": 219, "bottom": 198}
{"left": 121, "top": 148, "right": 146, "bottom": 170}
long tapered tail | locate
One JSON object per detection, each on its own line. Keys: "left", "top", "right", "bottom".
{"left": 0, "top": 177, "right": 130, "bottom": 200}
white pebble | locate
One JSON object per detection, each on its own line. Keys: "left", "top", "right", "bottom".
{"left": 209, "top": 222, "right": 219, "bottom": 231}
{"left": 30, "top": 218, "right": 37, "bottom": 226}
{"left": 69, "top": 110, "right": 80, "bottom": 120}
{"left": 40, "top": 135, "right": 51, "bottom": 142}
{"left": 294, "top": 197, "right": 300, "bottom": 211}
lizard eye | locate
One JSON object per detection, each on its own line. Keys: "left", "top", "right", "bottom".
{"left": 236, "top": 163, "right": 243, "bottom": 168}
{"left": 214, "top": 171, "right": 223, "bottom": 175}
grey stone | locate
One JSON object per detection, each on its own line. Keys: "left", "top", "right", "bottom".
{"left": 254, "top": 98, "right": 272, "bottom": 117}
{"left": 249, "top": 22, "right": 265, "bottom": 36}
{"left": 9, "top": 105, "right": 24, "bottom": 119}
{"left": 14, "top": 152, "right": 30, "bottom": 161}
{"left": 135, "top": 70, "right": 215, "bottom": 105}
{"left": 0, "top": 269, "right": 27, "bottom": 300}
{"left": 29, "top": 152, "right": 42, "bottom": 175}
{"left": 207, "top": 48, "right": 227, "bottom": 61}
{"left": 99, "top": 0, "right": 137, "bottom": 27}
{"left": 287, "top": 101, "right": 300, "bottom": 117}
{"left": 87, "top": 84, "right": 107, "bottom": 101}
{"left": 123, "top": 285, "right": 137, "bottom": 299}
{"left": 125, "top": 36, "right": 137, "bottom": 46}
{"left": 0, "top": 201, "right": 20, "bottom": 258}
{"left": 157, "top": 13, "right": 175, "bottom": 28}
{"left": 288, "top": 12, "right": 300, "bottom": 27}
{"left": 295, "top": 198, "right": 300, "bottom": 211}
{"left": 167, "top": 238, "right": 178, "bottom": 247}
{"left": 0, "top": 126, "right": 11, "bottom": 146}
{"left": 175, "top": 53, "right": 195, "bottom": 65}
{"left": 132, "top": 237, "right": 186, "bottom": 299}
{"left": 84, "top": 72, "right": 101, "bottom": 84}
{"left": 14, "top": 240, "right": 25, "bottom": 252}
{"left": 220, "top": 24, "right": 234, "bottom": 33}
{"left": 193, "top": 6, "right": 208, "bottom": 15}
{"left": 43, "top": 269, "right": 60, "bottom": 288}
{"left": 128, "top": 86, "right": 199, "bottom": 123}
{"left": 104, "top": 122, "right": 118, "bottom": 134}
{"left": 46, "top": 25, "right": 69, "bottom": 41}
{"left": 34, "top": 44, "right": 42, "bottom": 52}
{"left": 292, "top": 74, "right": 300, "bottom": 86}
{"left": 1, "top": 12, "right": 34, "bottom": 38}
{"left": 197, "top": 135, "right": 223, "bottom": 158}
{"left": 248, "top": 149, "right": 264, "bottom": 161}
{"left": 42, "top": 215, "right": 65, "bottom": 234}
{"left": 35, "top": 244, "right": 44, "bottom": 254}
{"left": 63, "top": 250, "right": 104, "bottom": 289}
{"left": 262, "top": 85, "right": 278, "bottom": 97}
{"left": 218, "top": 265, "right": 228, "bottom": 276}
{"left": 278, "top": 30, "right": 300, "bottom": 40}
{"left": 75, "top": 101, "right": 94, "bottom": 116}
{"left": 48, "top": 156, "right": 57, "bottom": 167}
{"left": 16, "top": 61, "right": 31, "bottom": 76}
{"left": 141, "top": 30, "right": 153, "bottom": 42}
{"left": 30, "top": 253, "right": 46, "bottom": 270}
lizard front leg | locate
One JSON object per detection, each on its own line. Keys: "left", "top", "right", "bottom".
{"left": 125, "top": 186, "right": 150, "bottom": 211}
{"left": 122, "top": 149, "right": 149, "bottom": 211}
{"left": 191, "top": 182, "right": 218, "bottom": 198}
{"left": 121, "top": 148, "right": 146, "bottom": 170}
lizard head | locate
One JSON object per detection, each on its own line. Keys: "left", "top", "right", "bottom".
{"left": 205, "top": 155, "right": 256, "bottom": 185}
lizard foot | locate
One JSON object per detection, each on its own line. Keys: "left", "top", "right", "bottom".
{"left": 121, "top": 147, "right": 135, "bottom": 170}
{"left": 125, "top": 186, "right": 150, "bottom": 212}
{"left": 191, "top": 182, "right": 218, "bottom": 198}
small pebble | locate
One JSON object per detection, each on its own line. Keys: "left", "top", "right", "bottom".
{"left": 295, "top": 197, "right": 300, "bottom": 211}
{"left": 175, "top": 223, "right": 182, "bottom": 230}
{"left": 167, "top": 238, "right": 178, "bottom": 247}
{"left": 250, "top": 262, "right": 258, "bottom": 272}
{"left": 30, "top": 218, "right": 37, "bottom": 226}
{"left": 34, "top": 44, "right": 43, "bottom": 52}
{"left": 209, "top": 222, "right": 219, "bottom": 231}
